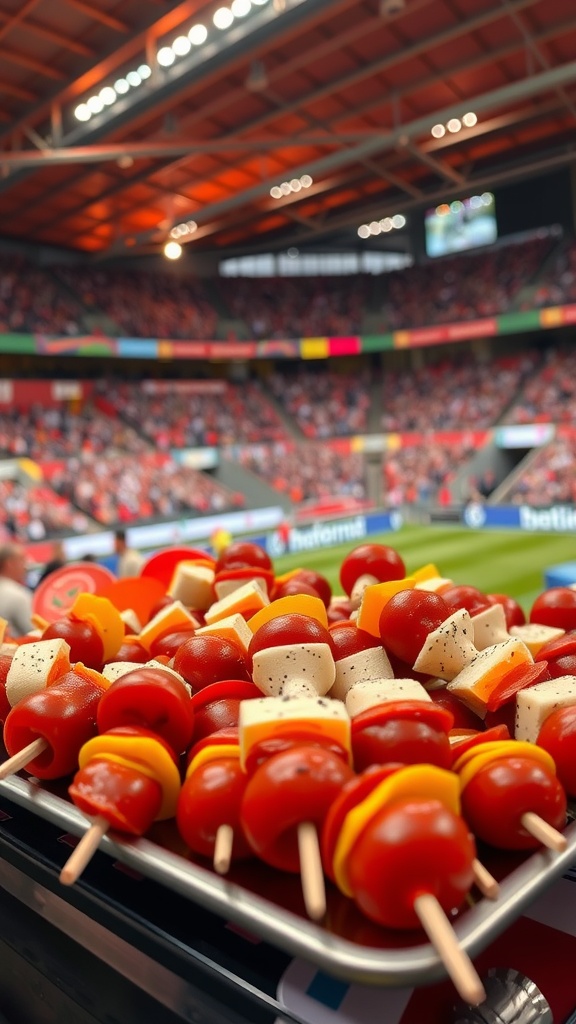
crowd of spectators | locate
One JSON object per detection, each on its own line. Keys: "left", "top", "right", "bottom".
{"left": 219, "top": 275, "right": 369, "bottom": 339}
{"left": 382, "top": 440, "right": 475, "bottom": 507}
{"left": 377, "top": 237, "right": 553, "bottom": 331}
{"left": 233, "top": 443, "right": 366, "bottom": 505}
{"left": 268, "top": 368, "right": 372, "bottom": 438}
{"left": 0, "top": 255, "right": 82, "bottom": 336}
{"left": 381, "top": 352, "right": 538, "bottom": 433}
{"left": 0, "top": 479, "right": 90, "bottom": 541}
{"left": 47, "top": 452, "right": 244, "bottom": 525}
{"left": 529, "top": 239, "right": 576, "bottom": 308}
{"left": 101, "top": 380, "right": 288, "bottom": 448}
{"left": 55, "top": 267, "right": 218, "bottom": 340}
{"left": 507, "top": 435, "right": 576, "bottom": 506}
{"left": 0, "top": 402, "right": 147, "bottom": 461}
{"left": 503, "top": 347, "right": 576, "bottom": 425}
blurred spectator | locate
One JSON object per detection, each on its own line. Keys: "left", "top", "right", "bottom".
{"left": 0, "top": 402, "right": 146, "bottom": 461}
{"left": 382, "top": 440, "right": 475, "bottom": 506}
{"left": 528, "top": 239, "right": 576, "bottom": 308}
{"left": 0, "top": 477, "right": 89, "bottom": 540}
{"left": 219, "top": 275, "right": 368, "bottom": 339}
{"left": 115, "top": 529, "right": 144, "bottom": 577}
{"left": 233, "top": 443, "right": 366, "bottom": 505}
{"left": 0, "top": 542, "right": 34, "bottom": 636}
{"left": 0, "top": 255, "right": 82, "bottom": 336}
{"left": 36, "top": 541, "right": 66, "bottom": 585}
{"left": 504, "top": 347, "right": 576, "bottom": 425}
{"left": 507, "top": 435, "right": 576, "bottom": 505}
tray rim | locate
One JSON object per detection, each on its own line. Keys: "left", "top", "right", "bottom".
{"left": 1, "top": 773, "right": 575, "bottom": 988}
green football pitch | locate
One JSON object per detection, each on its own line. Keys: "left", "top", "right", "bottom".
{"left": 272, "top": 525, "right": 576, "bottom": 615}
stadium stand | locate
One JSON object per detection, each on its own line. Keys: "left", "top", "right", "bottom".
{"left": 268, "top": 367, "right": 373, "bottom": 438}
{"left": 231, "top": 442, "right": 367, "bottom": 506}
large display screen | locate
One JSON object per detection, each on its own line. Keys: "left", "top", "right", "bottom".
{"left": 424, "top": 193, "right": 497, "bottom": 258}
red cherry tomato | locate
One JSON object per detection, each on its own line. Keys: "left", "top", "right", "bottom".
{"left": 486, "top": 594, "right": 526, "bottom": 629}
{"left": 241, "top": 745, "right": 354, "bottom": 872}
{"left": 321, "top": 765, "right": 401, "bottom": 881}
{"left": 378, "top": 590, "right": 450, "bottom": 666}
{"left": 147, "top": 594, "right": 177, "bottom": 621}
{"left": 530, "top": 588, "right": 576, "bottom": 631}
{"left": 327, "top": 603, "right": 355, "bottom": 624}
{"left": 329, "top": 621, "right": 382, "bottom": 660}
{"left": 346, "top": 798, "right": 476, "bottom": 930}
{"left": 149, "top": 627, "right": 196, "bottom": 660}
{"left": 339, "top": 544, "right": 405, "bottom": 597}
{"left": 109, "top": 639, "right": 149, "bottom": 664}
{"left": 42, "top": 618, "right": 104, "bottom": 669}
{"left": 290, "top": 569, "right": 332, "bottom": 608}
{"left": 215, "top": 541, "right": 272, "bottom": 573}
{"left": 189, "top": 679, "right": 261, "bottom": 743}
{"left": 440, "top": 585, "right": 491, "bottom": 617}
{"left": 273, "top": 579, "right": 322, "bottom": 601}
{"left": 352, "top": 718, "right": 452, "bottom": 773}
{"left": 174, "top": 634, "right": 251, "bottom": 691}
{"left": 460, "top": 757, "right": 567, "bottom": 850}
{"left": 537, "top": 705, "right": 576, "bottom": 797}
{"left": 428, "top": 689, "right": 484, "bottom": 731}
{"left": 177, "top": 758, "right": 252, "bottom": 861}
{"left": 69, "top": 757, "right": 163, "bottom": 835}
{"left": 248, "top": 613, "right": 335, "bottom": 659}
{"left": 96, "top": 667, "right": 195, "bottom": 755}
{"left": 483, "top": 705, "right": 517, "bottom": 734}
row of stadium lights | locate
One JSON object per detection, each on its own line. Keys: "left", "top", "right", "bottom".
{"left": 435, "top": 193, "right": 493, "bottom": 216}
{"left": 74, "top": 0, "right": 271, "bottom": 122}
{"left": 269, "top": 175, "right": 313, "bottom": 198}
{"left": 431, "top": 112, "right": 477, "bottom": 138}
{"left": 357, "top": 214, "right": 406, "bottom": 238}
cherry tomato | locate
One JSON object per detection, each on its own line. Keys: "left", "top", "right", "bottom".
{"left": 530, "top": 588, "right": 576, "bottom": 631}
{"left": 483, "top": 705, "right": 517, "bottom": 734}
{"left": 327, "top": 603, "right": 354, "bottom": 624}
{"left": 321, "top": 765, "right": 402, "bottom": 881}
{"left": 177, "top": 758, "right": 252, "bottom": 861}
{"left": 440, "top": 585, "right": 491, "bottom": 617}
{"left": 273, "top": 579, "right": 322, "bottom": 601}
{"left": 190, "top": 679, "right": 261, "bottom": 743}
{"left": 69, "top": 756, "right": 163, "bottom": 835}
{"left": 276, "top": 569, "right": 331, "bottom": 608}
{"left": 109, "top": 639, "right": 149, "bottom": 664}
{"left": 428, "top": 689, "right": 484, "bottom": 731}
{"left": 174, "top": 634, "right": 251, "bottom": 691}
{"left": 340, "top": 544, "right": 405, "bottom": 597}
{"left": 149, "top": 628, "right": 196, "bottom": 660}
{"left": 148, "top": 594, "right": 177, "bottom": 621}
{"left": 486, "top": 594, "right": 526, "bottom": 629}
{"left": 540, "top": 653, "right": 576, "bottom": 679}
{"left": 352, "top": 718, "right": 452, "bottom": 773}
{"left": 215, "top": 541, "right": 272, "bottom": 573}
{"left": 248, "top": 613, "right": 335, "bottom": 660}
{"left": 537, "top": 705, "right": 576, "bottom": 797}
{"left": 42, "top": 618, "right": 104, "bottom": 670}
{"left": 97, "top": 667, "right": 195, "bottom": 755}
{"left": 378, "top": 590, "right": 450, "bottom": 666}
{"left": 460, "top": 757, "right": 567, "bottom": 850}
{"left": 329, "top": 621, "right": 381, "bottom": 660}
{"left": 346, "top": 798, "right": 475, "bottom": 930}
{"left": 241, "top": 744, "right": 354, "bottom": 872}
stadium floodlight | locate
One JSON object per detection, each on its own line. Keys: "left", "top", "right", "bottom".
{"left": 447, "top": 117, "right": 462, "bottom": 133}
{"left": 369, "top": 221, "right": 381, "bottom": 235}
{"left": 75, "top": 104, "right": 91, "bottom": 121}
{"left": 173, "top": 36, "right": 192, "bottom": 56}
{"left": 463, "top": 111, "right": 477, "bottom": 127}
{"left": 270, "top": 186, "right": 283, "bottom": 198}
{"left": 357, "top": 225, "right": 371, "bottom": 239}
{"left": 114, "top": 78, "right": 130, "bottom": 94}
{"left": 280, "top": 181, "right": 292, "bottom": 195}
{"left": 87, "top": 95, "right": 104, "bottom": 114}
{"left": 99, "top": 87, "right": 116, "bottom": 106}
{"left": 157, "top": 47, "right": 176, "bottom": 67}
{"left": 188, "top": 24, "right": 208, "bottom": 44}
{"left": 213, "top": 7, "right": 234, "bottom": 28}
{"left": 392, "top": 214, "right": 406, "bottom": 229}
{"left": 232, "top": 0, "right": 252, "bottom": 15}
{"left": 431, "top": 124, "right": 445, "bottom": 138}
{"left": 164, "top": 241, "right": 183, "bottom": 259}
{"left": 138, "top": 64, "right": 152, "bottom": 79}
{"left": 290, "top": 178, "right": 302, "bottom": 192}
{"left": 300, "top": 174, "right": 313, "bottom": 188}
{"left": 380, "top": 218, "right": 393, "bottom": 232}
{"left": 126, "top": 70, "right": 142, "bottom": 86}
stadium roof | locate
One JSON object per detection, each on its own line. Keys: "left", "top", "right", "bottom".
{"left": 0, "top": 0, "right": 575, "bottom": 258}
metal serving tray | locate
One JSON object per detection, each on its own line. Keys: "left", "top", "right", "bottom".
{"left": 1, "top": 773, "right": 575, "bottom": 990}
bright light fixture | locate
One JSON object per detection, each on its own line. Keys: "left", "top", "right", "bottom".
{"left": 164, "top": 241, "right": 183, "bottom": 259}
{"left": 300, "top": 174, "right": 313, "bottom": 188}
{"left": 392, "top": 213, "right": 406, "bottom": 229}
{"left": 138, "top": 64, "right": 152, "bottom": 79}
{"left": 157, "top": 46, "right": 176, "bottom": 66}
{"left": 173, "top": 35, "right": 192, "bottom": 56}
{"left": 188, "top": 24, "right": 208, "bottom": 44}
{"left": 357, "top": 225, "right": 371, "bottom": 239}
{"left": 75, "top": 103, "right": 91, "bottom": 121}
{"left": 232, "top": 0, "right": 252, "bottom": 15}
{"left": 126, "top": 70, "right": 142, "bottom": 86}
{"left": 99, "top": 87, "right": 116, "bottom": 106}
{"left": 431, "top": 123, "right": 445, "bottom": 138}
{"left": 213, "top": 7, "right": 234, "bottom": 28}
{"left": 447, "top": 117, "right": 462, "bottom": 133}
{"left": 87, "top": 95, "right": 104, "bottom": 114}
{"left": 114, "top": 78, "right": 130, "bottom": 94}
{"left": 463, "top": 111, "right": 477, "bottom": 127}
{"left": 270, "top": 186, "right": 283, "bottom": 198}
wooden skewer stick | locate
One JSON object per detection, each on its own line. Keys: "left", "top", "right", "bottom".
{"left": 521, "top": 812, "right": 567, "bottom": 852}
{"left": 60, "top": 816, "right": 110, "bottom": 886}
{"left": 213, "top": 823, "right": 235, "bottom": 875}
{"left": 297, "top": 821, "right": 326, "bottom": 921}
{"left": 472, "top": 858, "right": 499, "bottom": 900}
{"left": 414, "top": 893, "right": 486, "bottom": 1007}
{"left": 0, "top": 738, "right": 48, "bottom": 781}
